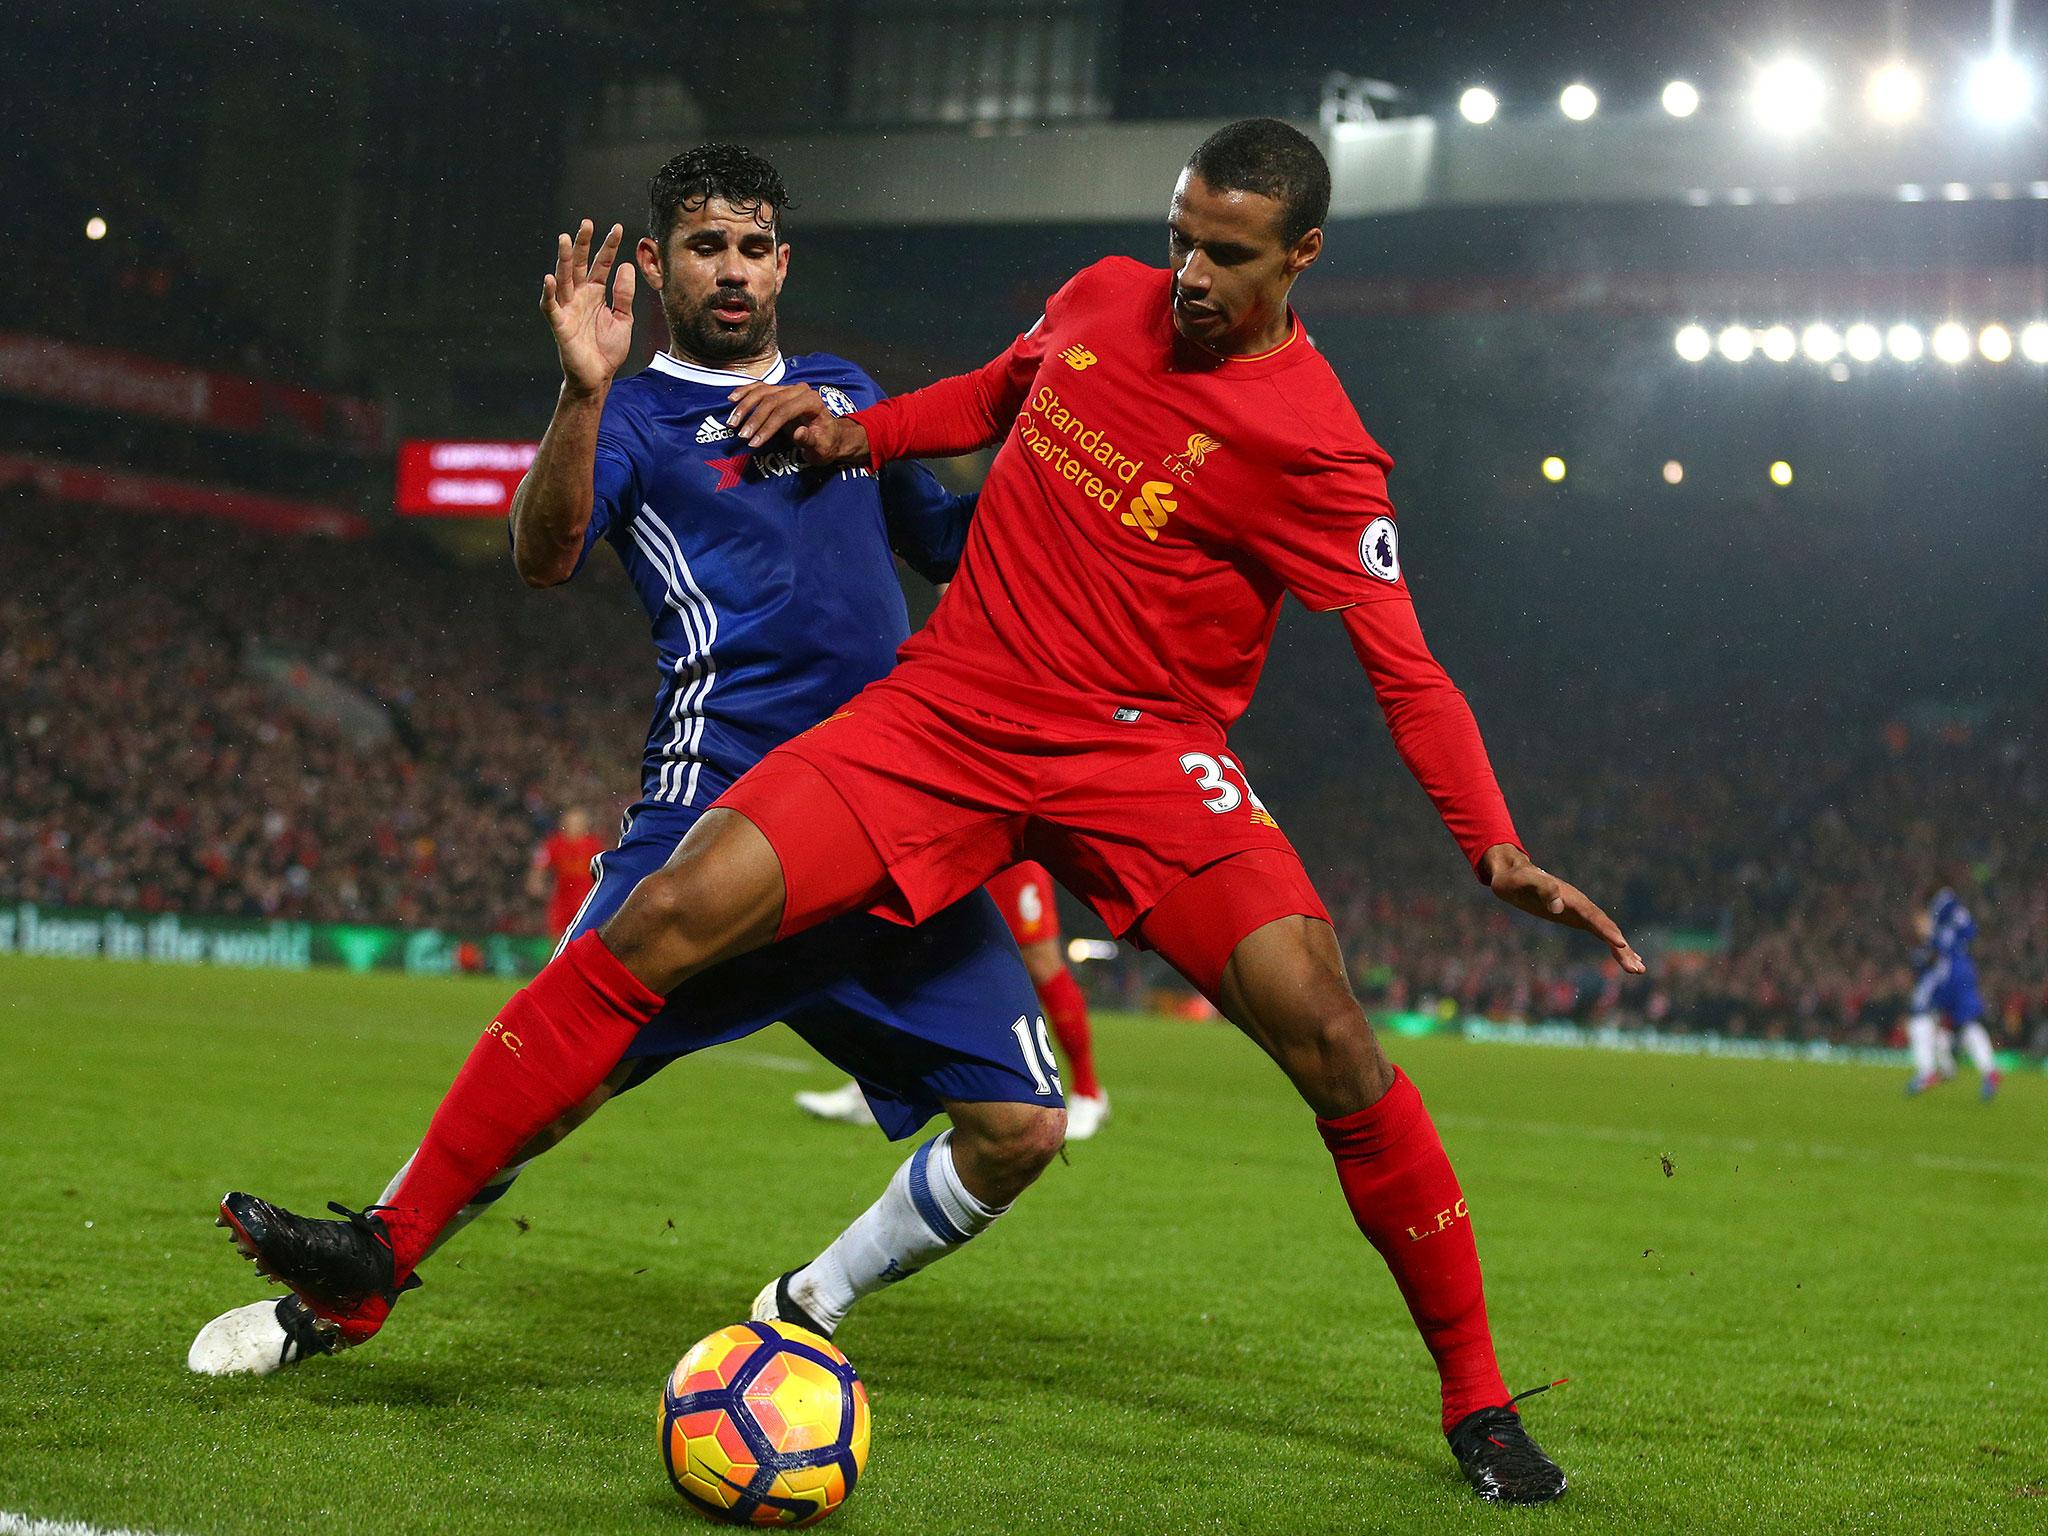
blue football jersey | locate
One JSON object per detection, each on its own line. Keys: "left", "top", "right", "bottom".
{"left": 573, "top": 350, "right": 973, "bottom": 809}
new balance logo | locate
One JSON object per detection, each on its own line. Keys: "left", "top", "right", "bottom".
{"left": 1120, "top": 480, "right": 1177, "bottom": 541}
{"left": 1060, "top": 344, "right": 1098, "bottom": 370}
{"left": 695, "top": 414, "right": 737, "bottom": 444}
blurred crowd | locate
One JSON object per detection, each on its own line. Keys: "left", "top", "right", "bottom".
{"left": 1, "top": 501, "right": 644, "bottom": 934}
{"left": 4, "top": 501, "right": 2042, "bottom": 1051}
{"left": 1308, "top": 692, "right": 2048, "bottom": 1053}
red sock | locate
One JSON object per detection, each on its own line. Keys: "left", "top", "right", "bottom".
{"left": 1318, "top": 1068, "right": 1510, "bottom": 1433}
{"left": 1037, "top": 965, "right": 1101, "bottom": 1099}
{"left": 378, "top": 932, "right": 662, "bottom": 1276}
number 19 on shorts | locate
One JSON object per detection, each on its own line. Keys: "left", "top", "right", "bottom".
{"left": 1011, "top": 1015, "right": 1062, "bottom": 1096}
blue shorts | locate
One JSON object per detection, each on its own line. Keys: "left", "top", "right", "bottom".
{"left": 561, "top": 806, "right": 1062, "bottom": 1139}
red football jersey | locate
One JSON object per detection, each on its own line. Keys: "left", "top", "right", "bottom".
{"left": 537, "top": 831, "right": 605, "bottom": 934}
{"left": 854, "top": 257, "right": 1520, "bottom": 872}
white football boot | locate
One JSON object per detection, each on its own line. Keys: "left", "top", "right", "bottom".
{"left": 187, "top": 1295, "right": 340, "bottom": 1375}
{"left": 1064, "top": 1091, "right": 1110, "bottom": 1141}
{"left": 793, "top": 1080, "right": 878, "bottom": 1127}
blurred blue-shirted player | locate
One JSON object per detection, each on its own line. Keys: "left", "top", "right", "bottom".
{"left": 189, "top": 145, "right": 1065, "bottom": 1377}
{"left": 1905, "top": 887, "right": 2002, "bottom": 1100}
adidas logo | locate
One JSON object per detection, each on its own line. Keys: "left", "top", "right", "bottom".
{"left": 695, "top": 414, "right": 737, "bottom": 444}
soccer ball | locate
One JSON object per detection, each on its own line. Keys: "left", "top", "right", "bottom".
{"left": 660, "top": 1321, "right": 871, "bottom": 1527}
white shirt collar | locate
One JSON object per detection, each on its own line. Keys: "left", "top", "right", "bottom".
{"left": 647, "top": 350, "right": 787, "bottom": 386}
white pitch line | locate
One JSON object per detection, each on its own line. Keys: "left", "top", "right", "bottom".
{"left": 1, "top": 1513, "right": 177, "bottom": 1536}
{"left": 717, "top": 1048, "right": 818, "bottom": 1075}
{"left": 1432, "top": 1111, "right": 2048, "bottom": 1182}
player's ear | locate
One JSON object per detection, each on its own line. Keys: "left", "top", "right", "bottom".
{"left": 1285, "top": 226, "right": 1323, "bottom": 277}
{"left": 773, "top": 238, "right": 791, "bottom": 292}
{"left": 636, "top": 235, "right": 666, "bottom": 291}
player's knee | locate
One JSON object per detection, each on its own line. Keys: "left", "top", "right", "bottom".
{"left": 951, "top": 1104, "right": 1064, "bottom": 1201}
{"left": 1288, "top": 995, "right": 1392, "bottom": 1113}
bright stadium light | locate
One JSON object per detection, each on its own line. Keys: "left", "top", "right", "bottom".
{"left": 1886, "top": 323, "right": 1925, "bottom": 362}
{"left": 1675, "top": 324, "right": 1713, "bottom": 361}
{"left": 1717, "top": 324, "right": 1756, "bottom": 362}
{"left": 2021, "top": 322, "right": 2048, "bottom": 362}
{"left": 1760, "top": 325, "right": 1798, "bottom": 362}
{"left": 1560, "top": 83, "right": 1598, "bottom": 121}
{"left": 1980, "top": 324, "right": 2014, "bottom": 361}
{"left": 1965, "top": 55, "right": 2034, "bottom": 125}
{"left": 1932, "top": 321, "right": 1972, "bottom": 364}
{"left": 1845, "top": 322, "right": 1884, "bottom": 362}
{"left": 1662, "top": 460, "right": 1685, "bottom": 484}
{"left": 1662, "top": 80, "right": 1701, "bottom": 118}
{"left": 1865, "top": 61, "right": 1925, "bottom": 123}
{"left": 1769, "top": 460, "right": 1794, "bottom": 486}
{"left": 1801, "top": 322, "right": 1843, "bottom": 362}
{"left": 1752, "top": 58, "right": 1827, "bottom": 133}
{"left": 1460, "top": 87, "right": 1499, "bottom": 124}
{"left": 1541, "top": 456, "right": 1568, "bottom": 482}
{"left": 84, "top": 216, "right": 107, "bottom": 241}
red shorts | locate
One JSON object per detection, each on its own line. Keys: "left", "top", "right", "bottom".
{"left": 984, "top": 861, "right": 1059, "bottom": 947}
{"left": 715, "top": 679, "right": 1330, "bottom": 998}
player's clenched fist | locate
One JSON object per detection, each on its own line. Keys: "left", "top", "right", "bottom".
{"left": 541, "top": 219, "right": 635, "bottom": 399}
{"left": 727, "top": 382, "right": 871, "bottom": 466}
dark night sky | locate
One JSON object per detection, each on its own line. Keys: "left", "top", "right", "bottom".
{"left": 1118, "top": 0, "right": 2041, "bottom": 114}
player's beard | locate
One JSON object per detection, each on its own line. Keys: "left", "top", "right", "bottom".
{"left": 668, "top": 286, "right": 777, "bottom": 366}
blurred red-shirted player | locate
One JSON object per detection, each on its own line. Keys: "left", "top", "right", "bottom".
{"left": 526, "top": 808, "right": 605, "bottom": 939}
{"left": 797, "top": 861, "right": 1110, "bottom": 1136}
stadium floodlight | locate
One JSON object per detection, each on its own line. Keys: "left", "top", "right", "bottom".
{"left": 1662, "top": 460, "right": 1685, "bottom": 484}
{"left": 1752, "top": 58, "right": 1827, "bottom": 133}
{"left": 1965, "top": 55, "right": 2034, "bottom": 125}
{"left": 1931, "top": 322, "right": 1972, "bottom": 364}
{"left": 1845, "top": 322, "right": 1884, "bottom": 362}
{"left": 2021, "top": 322, "right": 2048, "bottom": 362}
{"left": 1459, "top": 87, "right": 1499, "bottom": 124}
{"left": 1801, "top": 322, "right": 1843, "bottom": 362}
{"left": 1541, "top": 456, "right": 1567, "bottom": 482}
{"left": 1979, "top": 324, "right": 2014, "bottom": 362}
{"left": 1675, "top": 324, "right": 1713, "bottom": 362}
{"left": 1886, "top": 323, "right": 1925, "bottom": 361}
{"left": 1769, "top": 460, "right": 1794, "bottom": 486}
{"left": 1865, "top": 61, "right": 1924, "bottom": 123}
{"left": 84, "top": 216, "right": 107, "bottom": 241}
{"left": 1662, "top": 80, "right": 1701, "bottom": 118}
{"left": 1560, "top": 83, "right": 1598, "bottom": 121}
{"left": 1717, "top": 324, "right": 1756, "bottom": 362}
{"left": 1760, "top": 325, "right": 1798, "bottom": 362}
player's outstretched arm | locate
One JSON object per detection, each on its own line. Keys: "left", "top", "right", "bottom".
{"left": 510, "top": 219, "right": 635, "bottom": 587}
{"left": 1342, "top": 600, "right": 1644, "bottom": 974}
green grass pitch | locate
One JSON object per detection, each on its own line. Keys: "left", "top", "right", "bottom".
{"left": 1, "top": 955, "right": 2042, "bottom": 1535}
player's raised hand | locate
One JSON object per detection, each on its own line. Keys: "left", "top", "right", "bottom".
{"left": 541, "top": 219, "right": 634, "bottom": 398}
{"left": 726, "top": 382, "right": 871, "bottom": 465}
{"left": 1480, "top": 844, "right": 1646, "bottom": 974}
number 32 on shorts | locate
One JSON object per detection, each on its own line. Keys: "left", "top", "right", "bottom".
{"left": 1178, "top": 751, "right": 1278, "bottom": 827}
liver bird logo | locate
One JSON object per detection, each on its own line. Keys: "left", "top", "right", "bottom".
{"left": 1163, "top": 432, "right": 1222, "bottom": 483}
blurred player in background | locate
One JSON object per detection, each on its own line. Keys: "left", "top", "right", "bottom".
{"left": 215, "top": 121, "right": 1638, "bottom": 1505}
{"left": 196, "top": 144, "right": 1069, "bottom": 1377}
{"left": 799, "top": 859, "right": 1110, "bottom": 1137}
{"left": 527, "top": 806, "right": 605, "bottom": 939}
{"left": 1906, "top": 886, "right": 2002, "bottom": 1100}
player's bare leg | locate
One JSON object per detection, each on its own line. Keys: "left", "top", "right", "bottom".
{"left": 757, "top": 1097, "right": 1064, "bottom": 1338}
{"left": 1150, "top": 899, "right": 1565, "bottom": 1505}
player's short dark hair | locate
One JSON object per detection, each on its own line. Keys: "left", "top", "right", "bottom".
{"left": 648, "top": 143, "right": 792, "bottom": 249}
{"left": 1185, "top": 118, "right": 1331, "bottom": 245}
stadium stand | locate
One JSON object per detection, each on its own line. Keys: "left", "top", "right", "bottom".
{"left": 5, "top": 497, "right": 2040, "bottom": 1048}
